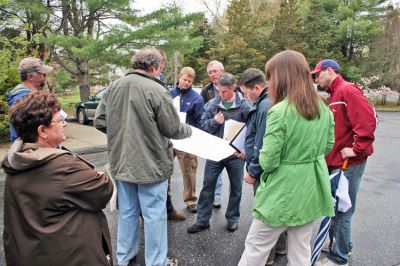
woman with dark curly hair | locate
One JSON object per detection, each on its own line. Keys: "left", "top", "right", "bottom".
{"left": 2, "top": 91, "right": 114, "bottom": 266}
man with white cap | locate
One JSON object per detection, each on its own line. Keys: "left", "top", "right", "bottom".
{"left": 7, "top": 57, "right": 54, "bottom": 142}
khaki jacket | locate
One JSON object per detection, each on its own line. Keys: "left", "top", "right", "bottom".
{"left": 94, "top": 70, "right": 192, "bottom": 184}
{"left": 2, "top": 140, "right": 114, "bottom": 266}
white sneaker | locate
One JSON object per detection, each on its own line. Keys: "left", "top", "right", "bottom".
{"left": 167, "top": 258, "right": 178, "bottom": 266}
{"left": 321, "top": 240, "right": 330, "bottom": 253}
{"left": 315, "top": 257, "right": 348, "bottom": 266}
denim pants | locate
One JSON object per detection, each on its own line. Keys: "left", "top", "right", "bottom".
{"left": 214, "top": 173, "right": 223, "bottom": 199}
{"left": 116, "top": 179, "right": 168, "bottom": 266}
{"left": 328, "top": 161, "right": 367, "bottom": 264}
{"left": 196, "top": 156, "right": 244, "bottom": 226}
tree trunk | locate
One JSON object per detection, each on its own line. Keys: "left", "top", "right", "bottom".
{"left": 174, "top": 51, "right": 179, "bottom": 85}
{"left": 78, "top": 73, "right": 90, "bottom": 101}
{"left": 78, "top": 60, "right": 90, "bottom": 100}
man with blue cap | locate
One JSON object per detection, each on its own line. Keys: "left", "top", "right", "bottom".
{"left": 312, "top": 59, "right": 377, "bottom": 266}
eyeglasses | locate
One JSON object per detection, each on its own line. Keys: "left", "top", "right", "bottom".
{"left": 51, "top": 110, "right": 68, "bottom": 124}
{"left": 51, "top": 116, "right": 67, "bottom": 124}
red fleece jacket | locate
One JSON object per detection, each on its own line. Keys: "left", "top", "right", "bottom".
{"left": 325, "top": 75, "right": 377, "bottom": 168}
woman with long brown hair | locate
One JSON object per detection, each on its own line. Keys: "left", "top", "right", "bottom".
{"left": 238, "top": 50, "right": 335, "bottom": 266}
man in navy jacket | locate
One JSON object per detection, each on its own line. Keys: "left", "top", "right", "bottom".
{"left": 238, "top": 68, "right": 287, "bottom": 265}
{"left": 169, "top": 67, "right": 204, "bottom": 213}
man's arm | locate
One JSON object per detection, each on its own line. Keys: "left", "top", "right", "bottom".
{"left": 156, "top": 90, "right": 192, "bottom": 140}
{"left": 93, "top": 88, "right": 110, "bottom": 134}
{"left": 247, "top": 108, "right": 268, "bottom": 179}
{"left": 191, "top": 99, "right": 205, "bottom": 129}
{"left": 344, "top": 86, "right": 377, "bottom": 156}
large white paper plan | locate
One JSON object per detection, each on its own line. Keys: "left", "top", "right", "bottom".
{"left": 171, "top": 126, "right": 236, "bottom": 161}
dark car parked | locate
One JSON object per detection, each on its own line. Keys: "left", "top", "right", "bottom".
{"left": 74, "top": 88, "right": 108, "bottom": 124}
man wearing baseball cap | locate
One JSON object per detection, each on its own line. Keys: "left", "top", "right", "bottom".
{"left": 7, "top": 57, "right": 54, "bottom": 142}
{"left": 312, "top": 59, "right": 377, "bottom": 266}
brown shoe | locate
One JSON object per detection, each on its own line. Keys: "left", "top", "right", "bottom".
{"left": 187, "top": 224, "right": 210, "bottom": 234}
{"left": 127, "top": 256, "right": 138, "bottom": 266}
{"left": 226, "top": 222, "right": 239, "bottom": 232}
{"left": 187, "top": 204, "right": 197, "bottom": 213}
{"left": 168, "top": 210, "right": 186, "bottom": 221}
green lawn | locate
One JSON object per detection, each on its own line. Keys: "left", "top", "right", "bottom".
{"left": 56, "top": 91, "right": 81, "bottom": 117}
{"left": 372, "top": 100, "right": 400, "bottom": 111}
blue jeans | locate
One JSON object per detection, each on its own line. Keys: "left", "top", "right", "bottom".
{"left": 196, "top": 157, "right": 244, "bottom": 226}
{"left": 328, "top": 161, "right": 366, "bottom": 264}
{"left": 116, "top": 179, "right": 168, "bottom": 266}
{"left": 214, "top": 173, "right": 223, "bottom": 199}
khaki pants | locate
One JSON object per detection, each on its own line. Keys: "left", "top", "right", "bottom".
{"left": 174, "top": 149, "right": 198, "bottom": 206}
{"left": 238, "top": 218, "right": 314, "bottom": 266}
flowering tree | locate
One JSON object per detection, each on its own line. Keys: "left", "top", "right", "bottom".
{"left": 360, "top": 76, "right": 399, "bottom": 106}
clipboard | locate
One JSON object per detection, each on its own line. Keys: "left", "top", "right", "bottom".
{"left": 229, "top": 125, "right": 247, "bottom": 153}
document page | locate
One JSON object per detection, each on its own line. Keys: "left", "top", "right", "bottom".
{"left": 172, "top": 126, "right": 236, "bottom": 161}
{"left": 223, "top": 119, "right": 245, "bottom": 142}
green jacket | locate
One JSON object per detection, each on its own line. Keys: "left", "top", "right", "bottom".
{"left": 94, "top": 70, "right": 192, "bottom": 184}
{"left": 253, "top": 99, "right": 335, "bottom": 227}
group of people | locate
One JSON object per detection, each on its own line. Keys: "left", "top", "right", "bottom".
{"left": 2, "top": 47, "right": 376, "bottom": 266}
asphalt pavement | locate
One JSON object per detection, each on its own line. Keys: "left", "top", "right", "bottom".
{"left": 0, "top": 112, "right": 399, "bottom": 266}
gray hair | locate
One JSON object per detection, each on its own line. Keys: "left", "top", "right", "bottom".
{"left": 217, "top": 73, "right": 236, "bottom": 88}
{"left": 131, "top": 48, "right": 162, "bottom": 71}
{"left": 207, "top": 60, "right": 224, "bottom": 71}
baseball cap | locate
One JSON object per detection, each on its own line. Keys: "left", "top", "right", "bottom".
{"left": 18, "top": 57, "right": 54, "bottom": 74}
{"left": 310, "top": 59, "right": 340, "bottom": 75}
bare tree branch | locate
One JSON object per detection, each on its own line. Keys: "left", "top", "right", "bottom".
{"left": 49, "top": 46, "right": 80, "bottom": 75}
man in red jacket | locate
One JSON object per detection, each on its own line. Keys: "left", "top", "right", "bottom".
{"left": 312, "top": 59, "right": 377, "bottom": 266}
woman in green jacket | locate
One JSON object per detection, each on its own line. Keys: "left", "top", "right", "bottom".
{"left": 238, "top": 50, "right": 335, "bottom": 266}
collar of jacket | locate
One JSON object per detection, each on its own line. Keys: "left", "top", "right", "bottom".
{"left": 126, "top": 70, "right": 166, "bottom": 87}
{"left": 248, "top": 88, "right": 268, "bottom": 114}
{"left": 7, "top": 84, "right": 32, "bottom": 103}
{"left": 177, "top": 87, "right": 193, "bottom": 95}
{"left": 204, "top": 82, "right": 215, "bottom": 91}
{"left": 326, "top": 75, "right": 344, "bottom": 94}
{"left": 214, "top": 91, "right": 243, "bottom": 110}
{"left": 256, "top": 88, "right": 268, "bottom": 105}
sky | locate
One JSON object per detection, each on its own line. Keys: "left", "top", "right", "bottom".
{"left": 133, "top": 0, "right": 400, "bottom": 15}
{"left": 133, "top": 0, "right": 229, "bottom": 15}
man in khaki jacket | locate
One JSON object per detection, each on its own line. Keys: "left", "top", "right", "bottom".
{"left": 95, "top": 48, "right": 191, "bottom": 266}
